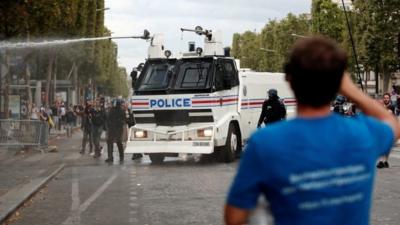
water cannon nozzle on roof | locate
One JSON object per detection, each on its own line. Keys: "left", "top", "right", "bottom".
{"left": 181, "top": 26, "right": 213, "bottom": 41}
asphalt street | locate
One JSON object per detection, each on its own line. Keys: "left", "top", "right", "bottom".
{"left": 3, "top": 136, "right": 400, "bottom": 225}
{"left": 6, "top": 149, "right": 237, "bottom": 225}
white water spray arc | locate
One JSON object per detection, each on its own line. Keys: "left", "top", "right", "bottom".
{"left": 0, "top": 30, "right": 151, "bottom": 49}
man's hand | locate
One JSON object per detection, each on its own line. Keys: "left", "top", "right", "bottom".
{"left": 224, "top": 205, "right": 250, "bottom": 225}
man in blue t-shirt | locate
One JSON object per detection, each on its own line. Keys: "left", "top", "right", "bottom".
{"left": 225, "top": 37, "right": 400, "bottom": 225}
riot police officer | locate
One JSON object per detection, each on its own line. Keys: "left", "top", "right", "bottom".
{"left": 257, "top": 89, "right": 287, "bottom": 128}
{"left": 333, "top": 95, "right": 346, "bottom": 115}
{"left": 105, "top": 99, "right": 126, "bottom": 163}
{"left": 80, "top": 101, "right": 93, "bottom": 154}
{"left": 90, "top": 100, "right": 106, "bottom": 158}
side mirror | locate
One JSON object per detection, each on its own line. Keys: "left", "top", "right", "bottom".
{"left": 130, "top": 70, "right": 138, "bottom": 80}
{"left": 137, "top": 63, "right": 144, "bottom": 71}
{"left": 130, "top": 70, "right": 138, "bottom": 89}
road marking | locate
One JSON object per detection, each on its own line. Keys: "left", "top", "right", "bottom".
{"left": 79, "top": 173, "right": 118, "bottom": 212}
{"left": 129, "top": 169, "right": 139, "bottom": 224}
{"left": 62, "top": 171, "right": 118, "bottom": 225}
{"left": 62, "top": 168, "right": 81, "bottom": 225}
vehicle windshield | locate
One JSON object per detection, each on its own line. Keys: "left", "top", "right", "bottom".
{"left": 173, "top": 58, "right": 213, "bottom": 91}
{"left": 135, "top": 59, "right": 176, "bottom": 92}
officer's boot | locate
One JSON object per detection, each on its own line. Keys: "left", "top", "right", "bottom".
{"left": 105, "top": 141, "right": 114, "bottom": 163}
{"left": 117, "top": 142, "right": 124, "bottom": 163}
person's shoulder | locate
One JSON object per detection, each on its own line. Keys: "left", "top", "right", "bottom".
{"left": 340, "top": 113, "right": 393, "bottom": 140}
{"left": 348, "top": 113, "right": 379, "bottom": 124}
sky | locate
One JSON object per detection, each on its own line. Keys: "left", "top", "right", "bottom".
{"left": 104, "top": 0, "right": 311, "bottom": 73}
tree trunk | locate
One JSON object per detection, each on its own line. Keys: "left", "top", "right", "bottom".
{"left": 375, "top": 65, "right": 380, "bottom": 97}
{"left": 0, "top": 50, "right": 10, "bottom": 119}
{"left": 364, "top": 70, "right": 369, "bottom": 93}
{"left": 72, "top": 62, "right": 79, "bottom": 104}
{"left": 45, "top": 52, "right": 54, "bottom": 106}
{"left": 383, "top": 69, "right": 390, "bottom": 94}
{"left": 50, "top": 56, "right": 58, "bottom": 105}
{"left": 25, "top": 62, "right": 33, "bottom": 117}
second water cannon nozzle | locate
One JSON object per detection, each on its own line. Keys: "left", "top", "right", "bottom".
{"left": 181, "top": 26, "right": 213, "bottom": 41}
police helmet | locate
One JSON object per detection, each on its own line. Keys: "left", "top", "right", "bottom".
{"left": 335, "top": 95, "right": 346, "bottom": 104}
{"left": 268, "top": 89, "right": 278, "bottom": 98}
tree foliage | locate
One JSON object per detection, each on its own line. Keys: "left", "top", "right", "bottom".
{"left": 0, "top": 0, "right": 128, "bottom": 106}
{"left": 232, "top": 13, "right": 311, "bottom": 72}
{"left": 231, "top": 0, "right": 400, "bottom": 92}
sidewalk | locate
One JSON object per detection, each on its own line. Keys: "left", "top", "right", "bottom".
{"left": 0, "top": 129, "right": 83, "bottom": 223}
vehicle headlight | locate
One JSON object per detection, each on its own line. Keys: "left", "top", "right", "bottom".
{"left": 197, "top": 129, "right": 213, "bottom": 137}
{"left": 134, "top": 130, "right": 147, "bottom": 138}
{"left": 203, "top": 129, "right": 213, "bottom": 137}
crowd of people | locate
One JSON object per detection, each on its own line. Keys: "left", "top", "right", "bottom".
{"left": 27, "top": 102, "right": 81, "bottom": 146}
{"left": 29, "top": 102, "right": 81, "bottom": 134}
{"left": 78, "top": 98, "right": 141, "bottom": 163}
{"left": 24, "top": 97, "right": 142, "bottom": 162}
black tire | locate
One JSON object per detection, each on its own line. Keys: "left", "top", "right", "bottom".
{"left": 149, "top": 153, "right": 165, "bottom": 164}
{"left": 219, "top": 123, "right": 241, "bottom": 163}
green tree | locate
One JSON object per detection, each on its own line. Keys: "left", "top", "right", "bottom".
{"left": 231, "top": 33, "right": 241, "bottom": 59}
{"left": 311, "top": 0, "right": 345, "bottom": 42}
{"left": 237, "top": 31, "right": 262, "bottom": 70}
{"left": 353, "top": 0, "right": 400, "bottom": 92}
{"left": 232, "top": 13, "right": 311, "bottom": 72}
{"left": 0, "top": 0, "right": 125, "bottom": 118}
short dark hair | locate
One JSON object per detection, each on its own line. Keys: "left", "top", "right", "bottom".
{"left": 383, "top": 93, "right": 391, "bottom": 98}
{"left": 284, "top": 37, "right": 348, "bottom": 107}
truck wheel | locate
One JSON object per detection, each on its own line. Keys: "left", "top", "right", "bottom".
{"left": 149, "top": 153, "right": 165, "bottom": 164}
{"left": 220, "top": 123, "right": 241, "bottom": 163}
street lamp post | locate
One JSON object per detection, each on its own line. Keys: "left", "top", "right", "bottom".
{"left": 341, "top": 0, "right": 364, "bottom": 92}
{"left": 87, "top": 7, "right": 109, "bottom": 102}
{"left": 96, "top": 7, "right": 110, "bottom": 12}
{"left": 259, "top": 48, "right": 276, "bottom": 53}
{"left": 291, "top": 33, "right": 310, "bottom": 39}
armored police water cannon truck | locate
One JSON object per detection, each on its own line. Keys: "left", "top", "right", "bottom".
{"left": 125, "top": 26, "right": 296, "bottom": 163}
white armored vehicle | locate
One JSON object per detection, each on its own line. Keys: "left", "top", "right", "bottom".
{"left": 125, "top": 26, "right": 296, "bottom": 163}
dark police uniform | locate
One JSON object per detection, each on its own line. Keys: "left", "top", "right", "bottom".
{"left": 257, "top": 89, "right": 286, "bottom": 127}
{"left": 80, "top": 106, "right": 93, "bottom": 154}
{"left": 90, "top": 107, "right": 106, "bottom": 157}
{"left": 105, "top": 101, "right": 126, "bottom": 162}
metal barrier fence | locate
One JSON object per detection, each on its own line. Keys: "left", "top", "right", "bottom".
{"left": 0, "top": 120, "right": 49, "bottom": 147}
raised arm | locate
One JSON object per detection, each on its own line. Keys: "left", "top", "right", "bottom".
{"left": 340, "top": 73, "right": 400, "bottom": 139}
